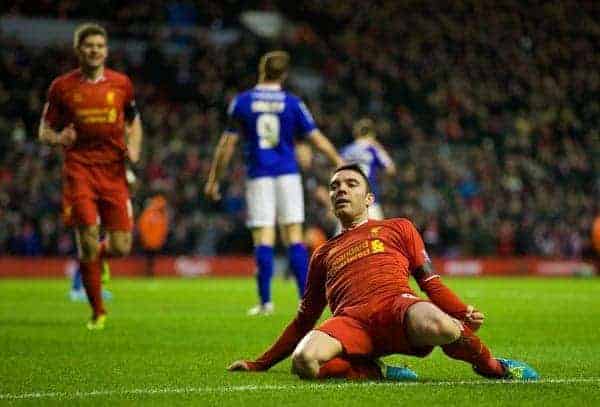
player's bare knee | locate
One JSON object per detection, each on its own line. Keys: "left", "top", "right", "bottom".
{"left": 80, "top": 239, "right": 100, "bottom": 262}
{"left": 108, "top": 233, "right": 132, "bottom": 257}
{"left": 291, "top": 350, "right": 319, "bottom": 379}
{"left": 429, "top": 314, "right": 461, "bottom": 344}
{"left": 110, "top": 239, "right": 131, "bottom": 257}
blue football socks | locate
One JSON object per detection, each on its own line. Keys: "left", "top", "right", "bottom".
{"left": 288, "top": 243, "right": 309, "bottom": 297}
{"left": 255, "top": 245, "right": 274, "bottom": 304}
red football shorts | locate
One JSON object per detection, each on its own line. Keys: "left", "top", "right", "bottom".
{"left": 62, "top": 160, "right": 132, "bottom": 231}
{"left": 316, "top": 294, "right": 434, "bottom": 358}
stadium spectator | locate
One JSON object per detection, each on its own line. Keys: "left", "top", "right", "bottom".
{"left": 227, "top": 164, "right": 539, "bottom": 380}
{"left": 204, "top": 50, "right": 343, "bottom": 315}
{"left": 138, "top": 194, "right": 169, "bottom": 276}
{"left": 0, "top": 1, "right": 597, "bottom": 263}
{"left": 37, "top": 23, "right": 143, "bottom": 329}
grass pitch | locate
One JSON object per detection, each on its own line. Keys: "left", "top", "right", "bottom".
{"left": 1, "top": 276, "right": 599, "bottom": 406}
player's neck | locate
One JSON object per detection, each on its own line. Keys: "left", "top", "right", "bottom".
{"left": 80, "top": 65, "right": 105, "bottom": 82}
{"left": 257, "top": 80, "right": 281, "bottom": 89}
{"left": 341, "top": 214, "right": 369, "bottom": 231}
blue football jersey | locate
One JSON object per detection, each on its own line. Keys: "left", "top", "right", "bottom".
{"left": 341, "top": 139, "right": 392, "bottom": 201}
{"left": 226, "top": 84, "right": 317, "bottom": 178}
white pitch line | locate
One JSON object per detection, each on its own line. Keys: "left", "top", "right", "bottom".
{"left": 2, "top": 378, "right": 600, "bottom": 401}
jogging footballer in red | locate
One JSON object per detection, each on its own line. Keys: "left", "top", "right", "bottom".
{"left": 228, "top": 164, "right": 539, "bottom": 381}
{"left": 39, "top": 23, "right": 143, "bottom": 330}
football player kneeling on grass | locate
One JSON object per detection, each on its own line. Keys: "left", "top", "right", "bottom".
{"left": 228, "top": 164, "right": 539, "bottom": 381}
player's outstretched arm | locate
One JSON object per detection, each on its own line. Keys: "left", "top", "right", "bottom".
{"left": 227, "top": 251, "right": 327, "bottom": 373}
{"left": 306, "top": 129, "right": 344, "bottom": 167}
{"left": 227, "top": 360, "right": 267, "bottom": 372}
{"left": 205, "top": 131, "right": 239, "bottom": 201}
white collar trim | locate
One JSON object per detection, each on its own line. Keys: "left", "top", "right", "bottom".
{"left": 255, "top": 83, "right": 282, "bottom": 91}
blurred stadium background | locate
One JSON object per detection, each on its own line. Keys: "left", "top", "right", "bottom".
{"left": 0, "top": 0, "right": 599, "bottom": 276}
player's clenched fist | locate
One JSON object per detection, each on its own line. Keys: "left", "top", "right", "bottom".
{"left": 227, "top": 360, "right": 263, "bottom": 372}
{"left": 464, "top": 304, "right": 484, "bottom": 331}
{"left": 59, "top": 123, "right": 77, "bottom": 146}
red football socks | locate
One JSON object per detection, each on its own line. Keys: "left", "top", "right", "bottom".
{"left": 318, "top": 357, "right": 383, "bottom": 380}
{"left": 441, "top": 325, "right": 505, "bottom": 377}
{"left": 80, "top": 259, "right": 105, "bottom": 318}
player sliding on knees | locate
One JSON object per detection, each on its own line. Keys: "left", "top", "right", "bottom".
{"left": 228, "top": 164, "right": 539, "bottom": 381}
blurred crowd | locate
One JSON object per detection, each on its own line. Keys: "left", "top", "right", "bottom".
{"left": 1, "top": 0, "right": 598, "bottom": 258}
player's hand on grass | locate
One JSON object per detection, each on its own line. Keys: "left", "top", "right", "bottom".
{"left": 204, "top": 180, "right": 221, "bottom": 201}
{"left": 227, "top": 360, "right": 262, "bottom": 372}
{"left": 464, "top": 305, "right": 484, "bottom": 331}
{"left": 59, "top": 123, "right": 77, "bottom": 146}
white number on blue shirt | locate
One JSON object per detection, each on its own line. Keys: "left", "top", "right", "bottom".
{"left": 257, "top": 113, "right": 280, "bottom": 149}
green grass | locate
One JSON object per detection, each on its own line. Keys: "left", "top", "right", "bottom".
{"left": 1, "top": 277, "right": 600, "bottom": 406}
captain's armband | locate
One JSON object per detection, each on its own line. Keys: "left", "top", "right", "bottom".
{"left": 412, "top": 261, "right": 438, "bottom": 282}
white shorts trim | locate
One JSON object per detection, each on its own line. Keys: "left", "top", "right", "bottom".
{"left": 246, "top": 174, "right": 305, "bottom": 228}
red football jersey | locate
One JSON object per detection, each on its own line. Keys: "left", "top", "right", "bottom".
{"left": 304, "top": 218, "right": 427, "bottom": 318}
{"left": 43, "top": 68, "right": 134, "bottom": 164}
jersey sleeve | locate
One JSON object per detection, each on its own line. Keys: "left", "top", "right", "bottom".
{"left": 295, "top": 99, "right": 317, "bottom": 138}
{"left": 252, "top": 247, "right": 327, "bottom": 370}
{"left": 123, "top": 76, "right": 138, "bottom": 122}
{"left": 395, "top": 219, "right": 428, "bottom": 272}
{"left": 43, "top": 80, "right": 65, "bottom": 130}
{"left": 393, "top": 219, "right": 469, "bottom": 319}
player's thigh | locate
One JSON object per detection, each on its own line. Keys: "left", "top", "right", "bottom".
{"left": 316, "top": 316, "right": 374, "bottom": 357}
{"left": 75, "top": 225, "right": 101, "bottom": 261}
{"left": 96, "top": 171, "right": 133, "bottom": 233}
{"left": 106, "top": 230, "right": 132, "bottom": 257}
{"left": 275, "top": 174, "right": 305, "bottom": 225}
{"left": 251, "top": 226, "right": 276, "bottom": 247}
{"left": 404, "top": 301, "right": 461, "bottom": 347}
{"left": 292, "top": 330, "right": 343, "bottom": 364}
{"left": 62, "top": 163, "right": 99, "bottom": 229}
{"left": 279, "top": 223, "right": 304, "bottom": 246}
{"left": 246, "top": 177, "right": 276, "bottom": 228}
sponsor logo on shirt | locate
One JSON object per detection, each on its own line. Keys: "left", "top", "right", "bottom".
{"left": 327, "top": 239, "right": 386, "bottom": 277}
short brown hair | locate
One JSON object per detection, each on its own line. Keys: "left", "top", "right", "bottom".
{"left": 73, "top": 23, "right": 107, "bottom": 49}
{"left": 332, "top": 163, "right": 372, "bottom": 193}
{"left": 259, "top": 51, "right": 290, "bottom": 81}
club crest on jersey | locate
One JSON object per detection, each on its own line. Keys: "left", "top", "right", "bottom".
{"left": 106, "top": 91, "right": 115, "bottom": 105}
{"left": 370, "top": 226, "right": 382, "bottom": 236}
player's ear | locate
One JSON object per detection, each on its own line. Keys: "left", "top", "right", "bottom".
{"left": 365, "top": 192, "right": 375, "bottom": 207}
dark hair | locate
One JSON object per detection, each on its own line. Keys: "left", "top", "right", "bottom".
{"left": 73, "top": 23, "right": 107, "bottom": 49}
{"left": 259, "top": 51, "right": 290, "bottom": 81}
{"left": 332, "top": 163, "right": 372, "bottom": 193}
{"left": 353, "top": 118, "right": 376, "bottom": 138}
